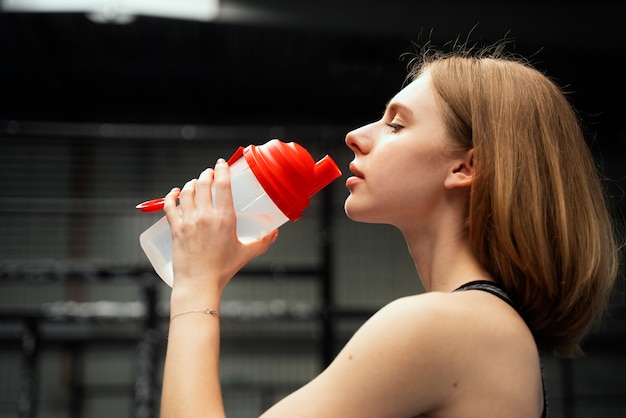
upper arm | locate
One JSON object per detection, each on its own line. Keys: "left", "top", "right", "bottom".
{"left": 260, "top": 294, "right": 462, "bottom": 418}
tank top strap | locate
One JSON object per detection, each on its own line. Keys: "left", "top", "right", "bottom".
{"left": 452, "top": 280, "right": 517, "bottom": 311}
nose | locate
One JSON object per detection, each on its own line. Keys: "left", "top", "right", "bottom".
{"left": 345, "top": 123, "right": 372, "bottom": 155}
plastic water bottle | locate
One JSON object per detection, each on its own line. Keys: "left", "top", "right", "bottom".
{"left": 136, "top": 139, "right": 342, "bottom": 286}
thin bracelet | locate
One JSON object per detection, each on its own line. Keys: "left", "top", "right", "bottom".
{"left": 170, "top": 308, "right": 219, "bottom": 322}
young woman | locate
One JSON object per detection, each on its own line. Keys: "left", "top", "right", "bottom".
{"left": 160, "top": 43, "right": 619, "bottom": 417}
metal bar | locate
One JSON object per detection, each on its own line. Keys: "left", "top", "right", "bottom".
{"left": 133, "top": 282, "right": 159, "bottom": 418}
{"left": 17, "top": 318, "right": 39, "bottom": 418}
{"left": 66, "top": 342, "right": 85, "bottom": 418}
{"left": 320, "top": 180, "right": 336, "bottom": 367}
{"left": 1, "top": 120, "right": 352, "bottom": 142}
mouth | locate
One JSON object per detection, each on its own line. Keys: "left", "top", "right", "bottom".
{"left": 346, "top": 162, "right": 364, "bottom": 189}
{"left": 348, "top": 162, "right": 364, "bottom": 179}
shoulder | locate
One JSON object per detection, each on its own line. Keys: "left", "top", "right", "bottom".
{"left": 364, "top": 290, "right": 536, "bottom": 361}
{"left": 335, "top": 291, "right": 532, "bottom": 409}
{"left": 360, "top": 291, "right": 542, "bottom": 416}
{"left": 263, "top": 291, "right": 541, "bottom": 418}
{"left": 363, "top": 290, "right": 517, "bottom": 340}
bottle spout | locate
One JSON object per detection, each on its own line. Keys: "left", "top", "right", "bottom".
{"left": 310, "top": 155, "right": 342, "bottom": 197}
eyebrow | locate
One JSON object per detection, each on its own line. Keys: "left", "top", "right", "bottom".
{"left": 384, "top": 101, "right": 415, "bottom": 119}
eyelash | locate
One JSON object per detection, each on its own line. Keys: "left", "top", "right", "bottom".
{"left": 386, "top": 123, "right": 403, "bottom": 133}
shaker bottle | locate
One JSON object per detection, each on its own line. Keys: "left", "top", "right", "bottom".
{"left": 136, "top": 139, "right": 342, "bottom": 286}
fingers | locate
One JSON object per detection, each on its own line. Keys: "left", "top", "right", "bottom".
{"left": 162, "top": 158, "right": 232, "bottom": 224}
{"left": 163, "top": 187, "right": 181, "bottom": 226}
{"left": 212, "top": 158, "right": 235, "bottom": 213}
{"left": 195, "top": 168, "right": 214, "bottom": 210}
{"left": 178, "top": 178, "right": 197, "bottom": 219}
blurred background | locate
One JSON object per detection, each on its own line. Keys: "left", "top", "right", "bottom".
{"left": 0, "top": 1, "right": 625, "bottom": 417}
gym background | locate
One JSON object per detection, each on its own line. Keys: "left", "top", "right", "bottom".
{"left": 1, "top": 1, "right": 625, "bottom": 417}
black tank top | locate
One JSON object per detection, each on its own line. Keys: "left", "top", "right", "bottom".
{"left": 453, "top": 280, "right": 548, "bottom": 418}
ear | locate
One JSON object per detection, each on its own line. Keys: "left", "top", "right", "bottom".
{"left": 444, "top": 148, "right": 474, "bottom": 190}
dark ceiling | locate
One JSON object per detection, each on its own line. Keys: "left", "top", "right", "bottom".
{"left": 1, "top": 0, "right": 625, "bottom": 130}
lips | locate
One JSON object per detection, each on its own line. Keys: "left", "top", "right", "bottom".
{"left": 346, "top": 162, "right": 364, "bottom": 189}
{"left": 348, "top": 162, "right": 364, "bottom": 179}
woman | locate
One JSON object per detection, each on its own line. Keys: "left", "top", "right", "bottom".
{"left": 160, "top": 43, "right": 619, "bottom": 417}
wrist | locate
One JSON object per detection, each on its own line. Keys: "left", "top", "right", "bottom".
{"left": 170, "top": 279, "right": 223, "bottom": 316}
{"left": 170, "top": 307, "right": 219, "bottom": 322}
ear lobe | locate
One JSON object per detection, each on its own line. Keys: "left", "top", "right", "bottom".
{"left": 444, "top": 149, "right": 474, "bottom": 190}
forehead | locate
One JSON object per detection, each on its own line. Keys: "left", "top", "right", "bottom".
{"left": 388, "top": 72, "right": 438, "bottom": 117}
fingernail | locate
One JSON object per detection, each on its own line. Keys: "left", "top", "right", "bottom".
{"left": 216, "top": 158, "right": 226, "bottom": 165}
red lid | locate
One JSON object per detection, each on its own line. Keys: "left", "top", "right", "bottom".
{"left": 241, "top": 139, "right": 341, "bottom": 221}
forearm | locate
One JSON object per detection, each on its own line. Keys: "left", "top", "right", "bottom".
{"left": 159, "top": 161, "right": 276, "bottom": 417}
{"left": 161, "top": 287, "right": 226, "bottom": 418}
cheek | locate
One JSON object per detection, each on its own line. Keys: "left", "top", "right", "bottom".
{"left": 373, "top": 149, "right": 426, "bottom": 190}
{"left": 377, "top": 155, "right": 448, "bottom": 207}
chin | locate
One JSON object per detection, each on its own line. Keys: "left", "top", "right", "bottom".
{"left": 343, "top": 199, "right": 361, "bottom": 221}
{"left": 344, "top": 199, "right": 382, "bottom": 223}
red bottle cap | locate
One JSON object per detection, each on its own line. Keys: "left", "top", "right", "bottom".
{"left": 241, "top": 139, "right": 342, "bottom": 221}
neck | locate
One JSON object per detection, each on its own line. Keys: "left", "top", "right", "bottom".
{"left": 399, "top": 217, "right": 492, "bottom": 293}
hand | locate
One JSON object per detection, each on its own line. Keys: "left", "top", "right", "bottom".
{"left": 163, "top": 158, "right": 278, "bottom": 296}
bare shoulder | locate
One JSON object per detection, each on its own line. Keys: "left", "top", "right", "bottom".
{"left": 378, "top": 290, "right": 536, "bottom": 345}
{"left": 370, "top": 291, "right": 544, "bottom": 417}
{"left": 354, "top": 291, "right": 538, "bottom": 370}
{"left": 338, "top": 291, "right": 544, "bottom": 416}
{"left": 262, "top": 291, "right": 543, "bottom": 418}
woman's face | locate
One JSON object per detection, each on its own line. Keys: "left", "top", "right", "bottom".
{"left": 344, "top": 71, "right": 464, "bottom": 228}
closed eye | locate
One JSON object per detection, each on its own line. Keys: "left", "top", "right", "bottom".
{"left": 386, "top": 122, "right": 404, "bottom": 133}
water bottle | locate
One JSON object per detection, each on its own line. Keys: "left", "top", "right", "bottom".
{"left": 136, "top": 139, "right": 342, "bottom": 286}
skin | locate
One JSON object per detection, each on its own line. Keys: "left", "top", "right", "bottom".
{"left": 161, "top": 70, "right": 545, "bottom": 417}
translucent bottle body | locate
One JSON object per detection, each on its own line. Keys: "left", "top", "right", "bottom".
{"left": 139, "top": 157, "right": 289, "bottom": 286}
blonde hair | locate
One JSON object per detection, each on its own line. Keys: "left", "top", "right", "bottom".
{"left": 408, "top": 44, "right": 620, "bottom": 357}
